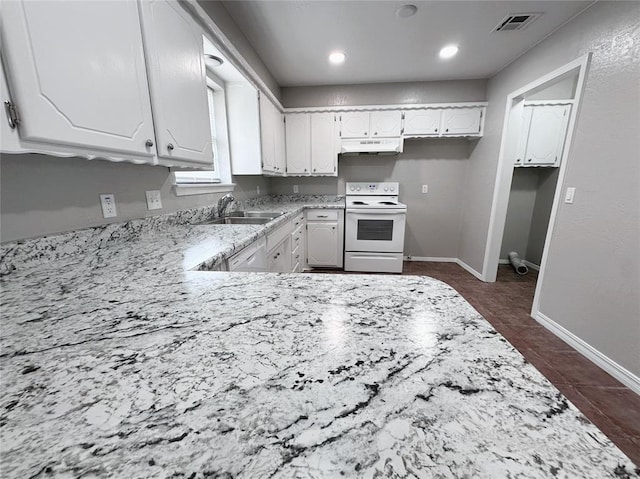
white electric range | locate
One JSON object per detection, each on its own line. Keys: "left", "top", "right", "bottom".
{"left": 344, "top": 182, "right": 407, "bottom": 273}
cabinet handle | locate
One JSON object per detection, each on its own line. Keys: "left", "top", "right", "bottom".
{"left": 527, "top": 159, "right": 532, "bottom": 162}
{"left": 145, "top": 139, "right": 154, "bottom": 147}
{"left": 374, "top": 132, "right": 378, "bottom": 135}
{"left": 304, "top": 168, "right": 307, "bottom": 172}
{"left": 435, "top": 128, "right": 438, "bottom": 132}
{"left": 167, "top": 143, "right": 174, "bottom": 151}
{"left": 332, "top": 226, "right": 336, "bottom": 230}
{"left": 317, "top": 215, "right": 328, "bottom": 218}
{"left": 313, "top": 168, "right": 316, "bottom": 172}
{"left": 445, "top": 128, "right": 449, "bottom": 132}
{"left": 4, "top": 101, "right": 20, "bottom": 129}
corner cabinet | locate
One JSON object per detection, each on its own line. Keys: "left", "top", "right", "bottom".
{"left": 285, "top": 112, "right": 338, "bottom": 176}
{"left": 306, "top": 209, "right": 344, "bottom": 268}
{"left": 138, "top": 0, "right": 213, "bottom": 168}
{"left": 0, "top": 0, "right": 157, "bottom": 161}
{"left": 515, "top": 103, "right": 571, "bottom": 167}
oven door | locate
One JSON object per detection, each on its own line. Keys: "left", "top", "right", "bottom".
{"left": 345, "top": 208, "right": 406, "bottom": 253}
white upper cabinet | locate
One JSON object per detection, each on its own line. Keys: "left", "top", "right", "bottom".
{"left": 403, "top": 110, "right": 442, "bottom": 136}
{"left": 370, "top": 111, "right": 403, "bottom": 137}
{"left": 284, "top": 112, "right": 337, "bottom": 176}
{"left": 0, "top": 0, "right": 156, "bottom": 160}
{"left": 516, "top": 104, "right": 571, "bottom": 167}
{"left": 310, "top": 113, "right": 337, "bottom": 175}
{"left": 285, "top": 114, "right": 311, "bottom": 174}
{"left": 227, "top": 82, "right": 262, "bottom": 175}
{"left": 259, "top": 93, "right": 284, "bottom": 175}
{"left": 139, "top": 0, "right": 213, "bottom": 168}
{"left": 441, "top": 108, "right": 482, "bottom": 135}
{"left": 340, "top": 112, "right": 371, "bottom": 138}
{"left": 340, "top": 111, "right": 402, "bottom": 138}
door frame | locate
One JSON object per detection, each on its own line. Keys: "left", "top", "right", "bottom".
{"left": 481, "top": 54, "right": 591, "bottom": 316}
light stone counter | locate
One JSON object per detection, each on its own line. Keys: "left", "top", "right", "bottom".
{"left": 0, "top": 198, "right": 637, "bottom": 478}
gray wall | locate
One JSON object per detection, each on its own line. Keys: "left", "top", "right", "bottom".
{"left": 526, "top": 168, "right": 559, "bottom": 265}
{"left": 0, "top": 153, "right": 268, "bottom": 242}
{"left": 196, "top": 0, "right": 281, "bottom": 102}
{"left": 282, "top": 79, "right": 487, "bottom": 108}
{"left": 458, "top": 1, "right": 640, "bottom": 376}
{"left": 500, "top": 168, "right": 539, "bottom": 260}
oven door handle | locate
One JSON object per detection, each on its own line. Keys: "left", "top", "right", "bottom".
{"left": 346, "top": 208, "right": 406, "bottom": 215}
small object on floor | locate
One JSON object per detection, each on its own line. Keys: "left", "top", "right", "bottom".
{"left": 509, "top": 251, "right": 529, "bottom": 275}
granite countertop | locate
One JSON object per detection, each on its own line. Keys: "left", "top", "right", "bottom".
{"left": 0, "top": 197, "right": 637, "bottom": 478}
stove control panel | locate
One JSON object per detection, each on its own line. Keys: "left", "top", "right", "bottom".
{"left": 346, "top": 182, "right": 399, "bottom": 195}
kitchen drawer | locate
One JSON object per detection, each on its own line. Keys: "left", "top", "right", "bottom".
{"left": 291, "top": 212, "right": 305, "bottom": 230}
{"left": 267, "top": 220, "right": 292, "bottom": 251}
{"left": 307, "top": 209, "right": 339, "bottom": 221}
{"left": 291, "top": 224, "right": 304, "bottom": 248}
{"left": 227, "top": 237, "right": 267, "bottom": 272}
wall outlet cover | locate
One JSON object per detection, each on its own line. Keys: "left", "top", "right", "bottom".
{"left": 293, "top": 185, "right": 299, "bottom": 194}
{"left": 145, "top": 190, "right": 163, "bottom": 210}
{"left": 564, "top": 187, "right": 576, "bottom": 204}
{"left": 100, "top": 194, "right": 117, "bottom": 218}
{"left": 422, "top": 185, "right": 429, "bottom": 194}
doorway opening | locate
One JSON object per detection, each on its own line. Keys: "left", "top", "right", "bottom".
{"left": 482, "top": 54, "right": 591, "bottom": 317}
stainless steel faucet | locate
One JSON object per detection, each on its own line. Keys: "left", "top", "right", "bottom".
{"left": 217, "top": 193, "right": 235, "bottom": 218}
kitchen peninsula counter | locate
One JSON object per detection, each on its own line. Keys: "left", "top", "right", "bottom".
{"left": 0, "top": 198, "right": 637, "bottom": 478}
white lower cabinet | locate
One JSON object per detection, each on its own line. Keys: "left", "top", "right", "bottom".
{"left": 290, "top": 212, "right": 305, "bottom": 272}
{"left": 227, "top": 237, "right": 267, "bottom": 272}
{"left": 306, "top": 209, "right": 344, "bottom": 268}
{"left": 266, "top": 220, "right": 292, "bottom": 272}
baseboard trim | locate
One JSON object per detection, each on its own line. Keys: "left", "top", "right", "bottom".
{"left": 533, "top": 311, "right": 640, "bottom": 395}
{"left": 404, "top": 256, "right": 457, "bottom": 263}
{"left": 455, "top": 259, "right": 485, "bottom": 281}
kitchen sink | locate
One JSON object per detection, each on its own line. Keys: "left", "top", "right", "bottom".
{"left": 197, "top": 210, "right": 285, "bottom": 226}
{"left": 200, "top": 216, "right": 273, "bottom": 225}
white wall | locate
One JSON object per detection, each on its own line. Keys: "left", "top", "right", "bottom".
{"left": 458, "top": 1, "right": 640, "bottom": 376}
{"left": 0, "top": 153, "right": 268, "bottom": 242}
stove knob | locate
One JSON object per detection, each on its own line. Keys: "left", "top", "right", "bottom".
{"left": 384, "top": 187, "right": 388, "bottom": 192}
{"left": 356, "top": 186, "right": 361, "bottom": 191}
{"left": 350, "top": 186, "right": 355, "bottom": 191}
{"left": 390, "top": 186, "right": 395, "bottom": 192}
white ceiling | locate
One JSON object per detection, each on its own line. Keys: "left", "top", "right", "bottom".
{"left": 220, "top": 0, "right": 594, "bottom": 87}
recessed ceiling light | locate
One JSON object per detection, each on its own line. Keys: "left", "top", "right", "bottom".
{"left": 329, "top": 51, "right": 346, "bottom": 64}
{"left": 396, "top": 4, "right": 417, "bottom": 18}
{"left": 205, "top": 54, "right": 224, "bottom": 67}
{"left": 439, "top": 45, "right": 459, "bottom": 59}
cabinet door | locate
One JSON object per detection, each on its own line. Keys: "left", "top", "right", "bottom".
{"left": 259, "top": 93, "right": 277, "bottom": 173}
{"left": 441, "top": 108, "right": 482, "bottom": 135}
{"left": 515, "top": 106, "right": 533, "bottom": 166}
{"left": 307, "top": 222, "right": 339, "bottom": 267}
{"left": 285, "top": 114, "right": 311, "bottom": 174}
{"left": 403, "top": 110, "right": 442, "bottom": 136}
{"left": 340, "top": 112, "right": 370, "bottom": 138}
{"left": 139, "top": 0, "right": 213, "bottom": 167}
{"left": 370, "top": 110, "right": 402, "bottom": 137}
{"left": 0, "top": 1, "right": 156, "bottom": 159}
{"left": 274, "top": 108, "right": 286, "bottom": 174}
{"left": 310, "top": 113, "right": 337, "bottom": 175}
{"left": 227, "top": 83, "right": 262, "bottom": 175}
{"left": 524, "top": 105, "right": 570, "bottom": 166}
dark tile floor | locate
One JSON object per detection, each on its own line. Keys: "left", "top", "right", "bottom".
{"left": 312, "top": 261, "right": 640, "bottom": 466}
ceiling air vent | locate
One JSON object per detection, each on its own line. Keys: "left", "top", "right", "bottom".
{"left": 493, "top": 13, "right": 542, "bottom": 32}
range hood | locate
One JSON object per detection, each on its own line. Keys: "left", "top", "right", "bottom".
{"left": 340, "top": 138, "right": 404, "bottom": 156}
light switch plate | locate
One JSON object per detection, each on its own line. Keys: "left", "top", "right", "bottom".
{"left": 100, "top": 194, "right": 117, "bottom": 218}
{"left": 564, "top": 187, "right": 576, "bottom": 204}
{"left": 145, "top": 190, "right": 162, "bottom": 210}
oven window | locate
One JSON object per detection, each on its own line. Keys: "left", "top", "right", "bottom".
{"left": 357, "top": 219, "right": 394, "bottom": 241}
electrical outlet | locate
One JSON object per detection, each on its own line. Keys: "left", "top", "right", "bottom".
{"left": 100, "top": 194, "right": 117, "bottom": 218}
{"left": 422, "top": 185, "right": 429, "bottom": 194}
{"left": 256, "top": 185, "right": 261, "bottom": 196}
{"left": 293, "top": 185, "right": 299, "bottom": 194}
{"left": 145, "top": 190, "right": 162, "bottom": 210}
{"left": 564, "top": 187, "right": 576, "bottom": 204}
